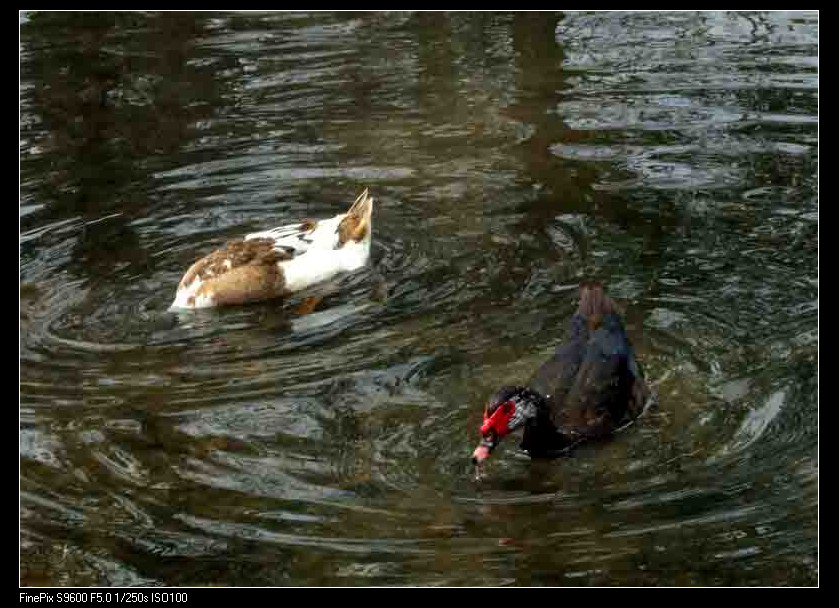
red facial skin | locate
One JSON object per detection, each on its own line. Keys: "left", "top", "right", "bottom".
{"left": 472, "top": 399, "right": 516, "bottom": 465}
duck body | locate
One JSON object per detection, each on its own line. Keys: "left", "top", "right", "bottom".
{"left": 473, "top": 283, "right": 649, "bottom": 465}
{"left": 170, "top": 189, "right": 373, "bottom": 310}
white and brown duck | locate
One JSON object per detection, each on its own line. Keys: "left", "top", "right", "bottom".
{"left": 170, "top": 189, "right": 374, "bottom": 310}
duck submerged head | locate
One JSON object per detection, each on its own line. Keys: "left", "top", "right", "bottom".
{"left": 472, "top": 386, "right": 540, "bottom": 467}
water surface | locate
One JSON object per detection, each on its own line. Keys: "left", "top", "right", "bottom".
{"left": 20, "top": 11, "right": 818, "bottom": 586}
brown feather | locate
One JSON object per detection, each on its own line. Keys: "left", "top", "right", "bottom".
{"left": 178, "top": 238, "right": 291, "bottom": 306}
{"left": 337, "top": 189, "right": 373, "bottom": 246}
{"left": 193, "top": 263, "right": 286, "bottom": 306}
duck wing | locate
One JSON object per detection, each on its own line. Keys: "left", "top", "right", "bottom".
{"left": 558, "top": 313, "right": 647, "bottom": 438}
{"left": 528, "top": 283, "right": 649, "bottom": 440}
{"left": 243, "top": 189, "right": 371, "bottom": 257}
{"left": 527, "top": 312, "right": 590, "bottom": 413}
{"left": 244, "top": 218, "right": 333, "bottom": 258}
{"left": 173, "top": 237, "right": 292, "bottom": 308}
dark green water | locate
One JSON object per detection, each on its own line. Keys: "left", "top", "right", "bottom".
{"left": 20, "top": 11, "right": 817, "bottom": 586}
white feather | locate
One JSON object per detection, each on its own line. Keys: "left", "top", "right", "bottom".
{"left": 170, "top": 275, "right": 215, "bottom": 310}
{"left": 245, "top": 214, "right": 345, "bottom": 255}
{"left": 280, "top": 232, "right": 371, "bottom": 293}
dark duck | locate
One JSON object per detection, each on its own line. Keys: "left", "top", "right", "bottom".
{"left": 472, "top": 282, "right": 650, "bottom": 468}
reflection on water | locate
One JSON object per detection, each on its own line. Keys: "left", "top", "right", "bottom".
{"left": 20, "top": 11, "right": 817, "bottom": 586}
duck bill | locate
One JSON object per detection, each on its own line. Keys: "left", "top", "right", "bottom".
{"left": 472, "top": 436, "right": 497, "bottom": 465}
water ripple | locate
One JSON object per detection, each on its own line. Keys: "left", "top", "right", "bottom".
{"left": 20, "top": 11, "right": 818, "bottom": 586}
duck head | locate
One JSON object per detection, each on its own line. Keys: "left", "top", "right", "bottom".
{"left": 472, "top": 386, "right": 541, "bottom": 466}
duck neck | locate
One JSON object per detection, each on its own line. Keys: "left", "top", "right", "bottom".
{"left": 505, "top": 386, "right": 547, "bottom": 431}
{"left": 517, "top": 386, "right": 576, "bottom": 457}
{"left": 279, "top": 249, "right": 347, "bottom": 293}
{"left": 514, "top": 386, "right": 546, "bottom": 414}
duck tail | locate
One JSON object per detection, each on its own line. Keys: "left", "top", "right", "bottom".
{"left": 578, "top": 281, "right": 621, "bottom": 328}
{"left": 578, "top": 281, "right": 614, "bottom": 316}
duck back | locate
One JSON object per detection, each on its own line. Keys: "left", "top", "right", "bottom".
{"left": 526, "top": 283, "right": 648, "bottom": 445}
